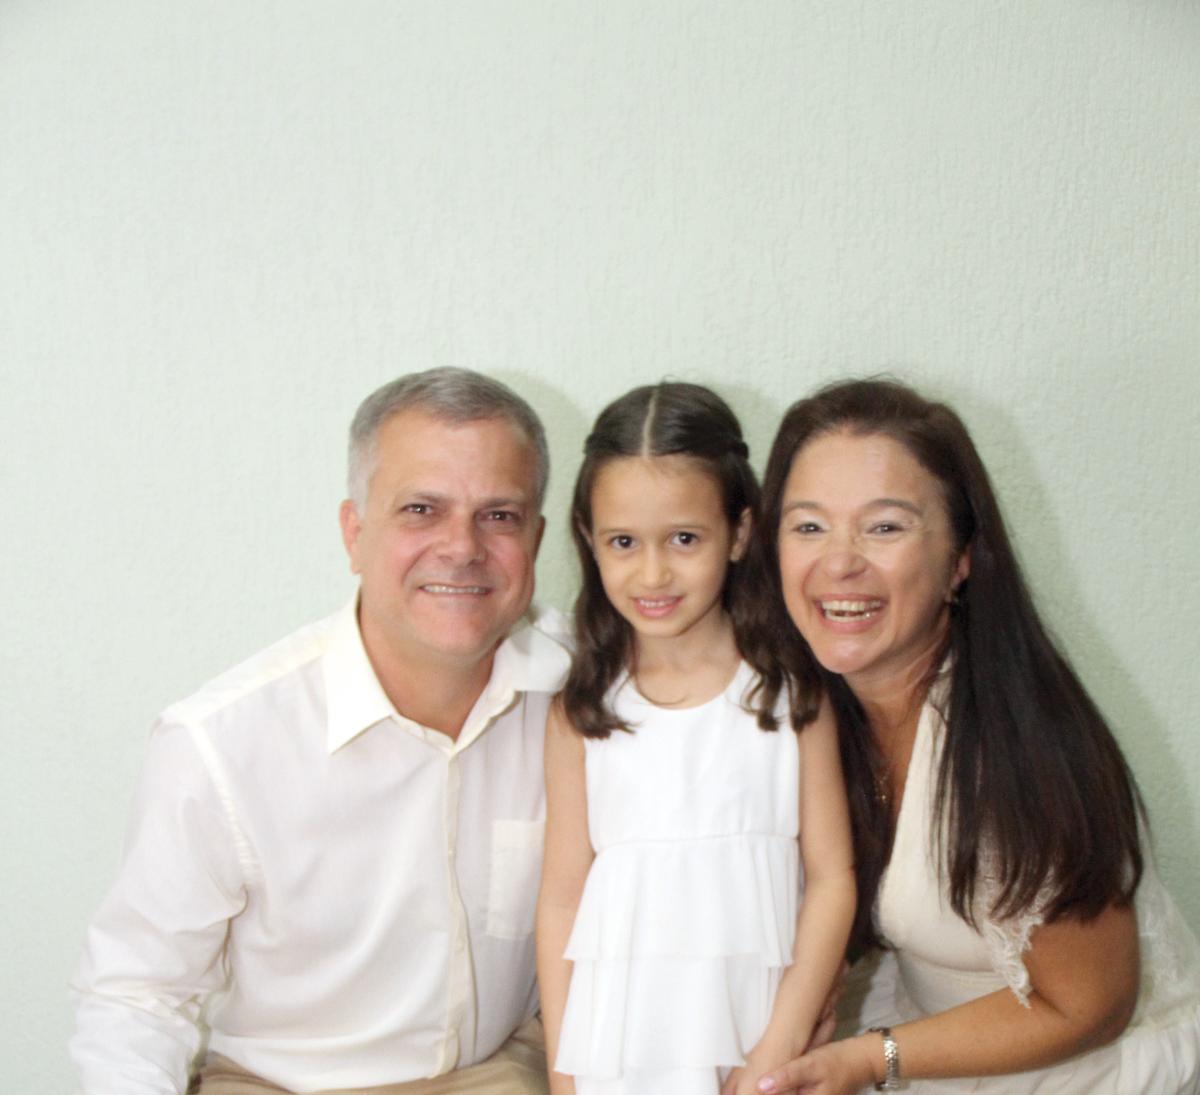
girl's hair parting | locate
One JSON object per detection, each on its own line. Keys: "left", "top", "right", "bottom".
{"left": 760, "top": 377, "right": 1144, "bottom": 954}
{"left": 564, "top": 382, "right": 821, "bottom": 739}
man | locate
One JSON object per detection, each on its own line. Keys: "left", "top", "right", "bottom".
{"left": 71, "top": 368, "right": 570, "bottom": 1094}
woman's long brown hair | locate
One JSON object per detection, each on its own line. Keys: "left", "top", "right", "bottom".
{"left": 761, "top": 378, "right": 1144, "bottom": 955}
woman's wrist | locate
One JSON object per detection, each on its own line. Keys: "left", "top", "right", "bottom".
{"left": 852, "top": 1031, "right": 889, "bottom": 1088}
{"left": 865, "top": 1025, "right": 908, "bottom": 1090}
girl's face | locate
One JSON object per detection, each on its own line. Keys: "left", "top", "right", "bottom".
{"left": 587, "top": 455, "right": 750, "bottom": 649}
{"left": 776, "top": 429, "right": 969, "bottom": 700}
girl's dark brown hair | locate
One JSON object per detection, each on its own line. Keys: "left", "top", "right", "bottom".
{"left": 564, "top": 382, "right": 820, "bottom": 739}
{"left": 760, "top": 378, "right": 1143, "bottom": 954}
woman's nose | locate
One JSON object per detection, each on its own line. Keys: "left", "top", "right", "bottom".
{"left": 819, "top": 531, "right": 867, "bottom": 579}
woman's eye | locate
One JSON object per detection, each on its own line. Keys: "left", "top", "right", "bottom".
{"left": 790, "top": 521, "right": 822, "bottom": 535}
{"left": 869, "top": 522, "right": 903, "bottom": 535}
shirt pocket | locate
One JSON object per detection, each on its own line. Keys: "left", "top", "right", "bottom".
{"left": 487, "top": 818, "right": 545, "bottom": 940}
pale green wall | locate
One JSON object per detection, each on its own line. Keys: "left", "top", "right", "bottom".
{"left": 2, "top": 2, "right": 1197, "bottom": 1089}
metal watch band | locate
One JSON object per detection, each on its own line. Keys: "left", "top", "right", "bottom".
{"left": 868, "top": 1025, "right": 902, "bottom": 1090}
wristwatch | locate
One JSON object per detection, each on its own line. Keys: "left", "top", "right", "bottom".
{"left": 868, "top": 1026, "right": 903, "bottom": 1090}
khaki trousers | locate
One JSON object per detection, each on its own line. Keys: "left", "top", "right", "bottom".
{"left": 195, "top": 1018, "right": 549, "bottom": 1095}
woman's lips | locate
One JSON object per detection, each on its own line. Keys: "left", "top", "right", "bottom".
{"left": 815, "top": 597, "right": 884, "bottom": 630}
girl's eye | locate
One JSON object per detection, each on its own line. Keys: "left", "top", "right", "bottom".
{"left": 609, "top": 534, "right": 635, "bottom": 550}
{"left": 672, "top": 531, "right": 699, "bottom": 547}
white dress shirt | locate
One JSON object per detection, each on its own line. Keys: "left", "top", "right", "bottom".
{"left": 71, "top": 599, "right": 570, "bottom": 1095}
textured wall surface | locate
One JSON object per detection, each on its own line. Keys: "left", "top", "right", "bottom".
{"left": 2, "top": 2, "right": 1197, "bottom": 1089}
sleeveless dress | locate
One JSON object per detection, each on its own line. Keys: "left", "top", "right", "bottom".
{"left": 839, "top": 693, "right": 1200, "bottom": 1093}
{"left": 555, "top": 662, "right": 802, "bottom": 1095}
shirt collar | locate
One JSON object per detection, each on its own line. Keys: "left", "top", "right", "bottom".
{"left": 321, "top": 599, "right": 572, "bottom": 755}
{"left": 322, "top": 598, "right": 399, "bottom": 753}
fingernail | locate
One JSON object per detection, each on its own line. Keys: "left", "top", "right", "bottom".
{"left": 758, "top": 1080, "right": 775, "bottom": 1093}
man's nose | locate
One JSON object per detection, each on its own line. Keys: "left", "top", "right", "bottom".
{"left": 439, "top": 512, "right": 486, "bottom": 564}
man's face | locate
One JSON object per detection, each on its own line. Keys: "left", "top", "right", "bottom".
{"left": 340, "top": 409, "right": 544, "bottom": 676}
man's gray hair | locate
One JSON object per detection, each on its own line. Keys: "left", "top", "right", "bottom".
{"left": 347, "top": 367, "right": 550, "bottom": 511}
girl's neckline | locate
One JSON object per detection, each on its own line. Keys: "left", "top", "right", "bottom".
{"left": 624, "top": 658, "right": 751, "bottom": 713}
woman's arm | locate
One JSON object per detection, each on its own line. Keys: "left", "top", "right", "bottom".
{"left": 757, "top": 901, "right": 1139, "bottom": 1094}
{"left": 725, "top": 703, "right": 857, "bottom": 1095}
{"left": 535, "top": 700, "right": 594, "bottom": 1095}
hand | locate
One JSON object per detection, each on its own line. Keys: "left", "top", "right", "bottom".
{"left": 720, "top": 1036, "right": 804, "bottom": 1095}
{"left": 754, "top": 1038, "right": 877, "bottom": 1095}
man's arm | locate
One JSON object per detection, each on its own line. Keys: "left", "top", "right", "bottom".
{"left": 71, "top": 720, "right": 247, "bottom": 1095}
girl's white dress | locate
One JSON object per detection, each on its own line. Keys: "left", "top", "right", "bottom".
{"left": 555, "top": 662, "right": 801, "bottom": 1095}
{"left": 841, "top": 694, "right": 1200, "bottom": 1093}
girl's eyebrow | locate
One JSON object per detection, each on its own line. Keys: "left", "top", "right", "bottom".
{"left": 592, "top": 519, "right": 716, "bottom": 535}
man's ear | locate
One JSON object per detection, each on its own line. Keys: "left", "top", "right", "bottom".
{"left": 339, "top": 499, "right": 363, "bottom": 575}
{"left": 729, "top": 507, "right": 753, "bottom": 562}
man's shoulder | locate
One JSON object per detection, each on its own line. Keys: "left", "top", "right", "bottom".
{"left": 525, "top": 604, "right": 573, "bottom": 650}
{"left": 496, "top": 605, "right": 573, "bottom": 695}
{"left": 160, "top": 609, "right": 341, "bottom": 732}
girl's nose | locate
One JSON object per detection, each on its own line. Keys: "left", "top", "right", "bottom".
{"left": 640, "top": 547, "right": 670, "bottom": 588}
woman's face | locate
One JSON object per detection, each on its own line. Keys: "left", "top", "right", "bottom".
{"left": 777, "top": 429, "right": 969, "bottom": 700}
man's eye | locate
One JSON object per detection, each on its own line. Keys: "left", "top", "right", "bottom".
{"left": 484, "top": 510, "right": 518, "bottom": 523}
{"left": 402, "top": 503, "right": 432, "bottom": 515}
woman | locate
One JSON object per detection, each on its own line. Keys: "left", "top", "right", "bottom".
{"left": 754, "top": 379, "right": 1200, "bottom": 1093}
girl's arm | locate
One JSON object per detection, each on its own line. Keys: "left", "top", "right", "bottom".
{"left": 757, "top": 896, "right": 1139, "bottom": 1094}
{"left": 535, "top": 700, "right": 594, "bottom": 1095}
{"left": 724, "top": 703, "right": 857, "bottom": 1095}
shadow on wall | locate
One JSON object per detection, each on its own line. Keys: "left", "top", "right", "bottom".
{"left": 492, "top": 369, "right": 592, "bottom": 612}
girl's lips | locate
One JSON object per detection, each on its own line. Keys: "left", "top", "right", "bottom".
{"left": 633, "top": 595, "right": 682, "bottom": 619}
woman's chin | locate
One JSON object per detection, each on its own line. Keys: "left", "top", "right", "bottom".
{"left": 804, "top": 635, "right": 878, "bottom": 678}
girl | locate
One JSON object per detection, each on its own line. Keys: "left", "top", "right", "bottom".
{"left": 536, "top": 383, "right": 856, "bottom": 1095}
